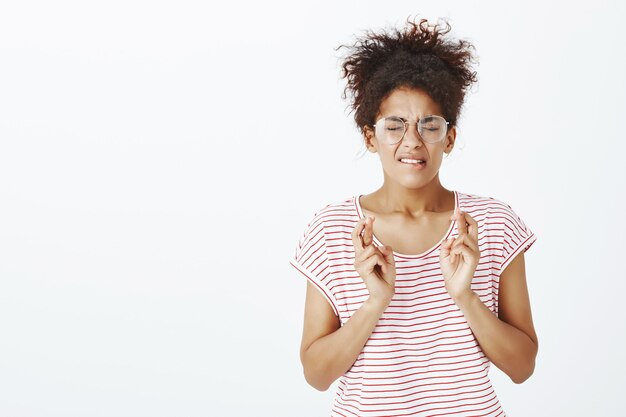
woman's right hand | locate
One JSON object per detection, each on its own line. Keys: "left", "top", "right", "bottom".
{"left": 352, "top": 216, "right": 396, "bottom": 309}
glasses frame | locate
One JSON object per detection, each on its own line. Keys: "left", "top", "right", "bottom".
{"left": 372, "top": 115, "right": 450, "bottom": 145}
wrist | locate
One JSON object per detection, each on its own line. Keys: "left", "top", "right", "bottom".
{"left": 452, "top": 290, "right": 478, "bottom": 309}
{"left": 363, "top": 297, "right": 389, "bottom": 315}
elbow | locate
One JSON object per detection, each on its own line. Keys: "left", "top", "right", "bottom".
{"left": 303, "top": 366, "right": 331, "bottom": 391}
{"left": 511, "top": 364, "right": 534, "bottom": 384}
{"left": 301, "top": 350, "right": 332, "bottom": 391}
{"left": 510, "top": 343, "right": 538, "bottom": 384}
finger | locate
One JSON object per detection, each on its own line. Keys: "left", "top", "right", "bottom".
{"left": 453, "top": 208, "right": 469, "bottom": 236}
{"left": 362, "top": 252, "right": 384, "bottom": 273}
{"left": 440, "top": 237, "right": 454, "bottom": 257}
{"left": 363, "top": 248, "right": 385, "bottom": 265}
{"left": 462, "top": 234, "right": 479, "bottom": 253}
{"left": 451, "top": 234, "right": 465, "bottom": 251}
{"left": 449, "top": 233, "right": 480, "bottom": 260}
{"left": 463, "top": 212, "right": 479, "bottom": 241}
{"left": 454, "top": 233, "right": 478, "bottom": 254}
{"left": 380, "top": 245, "right": 395, "bottom": 268}
{"left": 451, "top": 244, "right": 474, "bottom": 263}
{"left": 355, "top": 243, "right": 379, "bottom": 264}
{"left": 362, "top": 216, "right": 375, "bottom": 247}
{"left": 449, "top": 252, "right": 457, "bottom": 264}
{"left": 351, "top": 217, "right": 367, "bottom": 253}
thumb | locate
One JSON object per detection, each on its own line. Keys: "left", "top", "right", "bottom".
{"left": 440, "top": 238, "right": 453, "bottom": 255}
{"left": 381, "top": 245, "right": 395, "bottom": 263}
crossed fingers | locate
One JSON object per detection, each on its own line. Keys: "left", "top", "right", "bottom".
{"left": 450, "top": 208, "right": 479, "bottom": 252}
{"left": 351, "top": 215, "right": 376, "bottom": 254}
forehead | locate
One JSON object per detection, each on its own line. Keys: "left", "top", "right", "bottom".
{"left": 377, "top": 87, "right": 443, "bottom": 118}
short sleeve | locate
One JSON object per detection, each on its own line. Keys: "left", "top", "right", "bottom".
{"left": 289, "top": 212, "right": 340, "bottom": 317}
{"left": 498, "top": 203, "right": 537, "bottom": 274}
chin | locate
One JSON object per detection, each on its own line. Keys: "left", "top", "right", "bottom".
{"left": 383, "top": 165, "right": 439, "bottom": 189}
{"left": 397, "top": 177, "right": 434, "bottom": 189}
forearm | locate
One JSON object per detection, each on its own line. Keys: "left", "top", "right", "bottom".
{"left": 302, "top": 298, "right": 386, "bottom": 391}
{"left": 454, "top": 291, "right": 538, "bottom": 383}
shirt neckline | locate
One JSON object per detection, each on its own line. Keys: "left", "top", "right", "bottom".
{"left": 354, "top": 190, "right": 459, "bottom": 259}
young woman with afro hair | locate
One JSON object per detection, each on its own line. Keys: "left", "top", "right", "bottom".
{"left": 289, "top": 16, "right": 538, "bottom": 417}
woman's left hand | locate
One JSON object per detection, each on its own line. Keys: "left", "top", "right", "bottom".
{"left": 440, "top": 208, "right": 480, "bottom": 302}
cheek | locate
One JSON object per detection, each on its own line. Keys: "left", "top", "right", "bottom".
{"left": 379, "top": 150, "right": 399, "bottom": 166}
{"left": 428, "top": 145, "right": 446, "bottom": 160}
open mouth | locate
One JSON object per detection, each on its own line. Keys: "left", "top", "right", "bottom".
{"left": 399, "top": 158, "right": 426, "bottom": 167}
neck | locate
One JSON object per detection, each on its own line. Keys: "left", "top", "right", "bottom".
{"left": 374, "top": 176, "right": 452, "bottom": 217}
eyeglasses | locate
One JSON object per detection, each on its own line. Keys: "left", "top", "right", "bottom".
{"left": 372, "top": 115, "right": 449, "bottom": 145}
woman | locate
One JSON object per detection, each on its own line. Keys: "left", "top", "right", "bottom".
{"left": 289, "top": 16, "right": 538, "bottom": 417}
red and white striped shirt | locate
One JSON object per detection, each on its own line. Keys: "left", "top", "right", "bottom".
{"left": 289, "top": 190, "right": 537, "bottom": 417}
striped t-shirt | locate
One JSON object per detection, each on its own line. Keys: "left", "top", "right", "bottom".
{"left": 289, "top": 190, "right": 537, "bottom": 417}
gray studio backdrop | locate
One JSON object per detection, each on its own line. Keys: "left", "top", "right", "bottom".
{"left": 0, "top": 1, "right": 624, "bottom": 416}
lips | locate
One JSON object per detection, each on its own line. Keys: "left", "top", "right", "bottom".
{"left": 398, "top": 158, "right": 426, "bottom": 166}
{"left": 399, "top": 159, "right": 426, "bottom": 167}
{"left": 397, "top": 154, "right": 427, "bottom": 162}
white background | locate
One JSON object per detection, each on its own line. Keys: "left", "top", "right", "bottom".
{"left": 1, "top": 1, "right": 625, "bottom": 416}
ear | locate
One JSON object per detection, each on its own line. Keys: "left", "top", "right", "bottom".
{"left": 444, "top": 125, "right": 457, "bottom": 154}
{"left": 363, "top": 126, "right": 378, "bottom": 153}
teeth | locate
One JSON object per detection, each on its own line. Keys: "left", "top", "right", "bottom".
{"left": 400, "top": 158, "right": 425, "bottom": 164}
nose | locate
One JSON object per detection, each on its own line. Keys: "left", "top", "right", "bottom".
{"left": 402, "top": 123, "right": 424, "bottom": 147}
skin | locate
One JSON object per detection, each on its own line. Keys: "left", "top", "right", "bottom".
{"left": 300, "top": 86, "right": 539, "bottom": 391}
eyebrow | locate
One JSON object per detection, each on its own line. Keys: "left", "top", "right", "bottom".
{"left": 391, "top": 115, "right": 440, "bottom": 121}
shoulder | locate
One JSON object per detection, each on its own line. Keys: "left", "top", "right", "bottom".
{"left": 458, "top": 190, "right": 536, "bottom": 242}
{"left": 457, "top": 190, "right": 537, "bottom": 270}
{"left": 294, "top": 195, "right": 359, "bottom": 258}
{"left": 303, "top": 195, "right": 359, "bottom": 230}
{"left": 457, "top": 190, "right": 520, "bottom": 218}
{"left": 456, "top": 190, "right": 534, "bottom": 240}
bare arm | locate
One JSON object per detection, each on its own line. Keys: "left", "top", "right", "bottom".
{"left": 453, "top": 251, "right": 539, "bottom": 383}
{"left": 299, "top": 215, "right": 396, "bottom": 391}
{"left": 300, "top": 281, "right": 386, "bottom": 391}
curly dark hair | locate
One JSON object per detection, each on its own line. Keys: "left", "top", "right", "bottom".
{"left": 336, "top": 16, "right": 479, "bottom": 137}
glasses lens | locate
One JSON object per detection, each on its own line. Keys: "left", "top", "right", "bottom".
{"left": 382, "top": 117, "right": 405, "bottom": 144}
{"left": 418, "top": 116, "right": 447, "bottom": 143}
